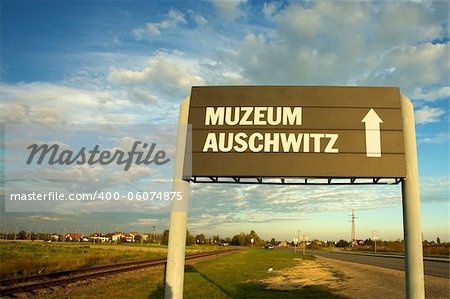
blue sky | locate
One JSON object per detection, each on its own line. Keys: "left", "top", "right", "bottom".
{"left": 1, "top": 0, "right": 448, "bottom": 242}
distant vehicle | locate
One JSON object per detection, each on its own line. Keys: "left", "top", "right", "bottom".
{"left": 264, "top": 244, "right": 274, "bottom": 249}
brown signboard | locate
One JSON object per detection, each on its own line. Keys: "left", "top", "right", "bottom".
{"left": 185, "top": 86, "right": 406, "bottom": 179}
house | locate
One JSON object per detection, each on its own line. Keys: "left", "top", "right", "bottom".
{"left": 64, "top": 233, "right": 82, "bottom": 241}
{"left": 50, "top": 234, "right": 60, "bottom": 241}
{"left": 123, "top": 233, "right": 135, "bottom": 243}
{"left": 91, "top": 235, "right": 110, "bottom": 242}
{"left": 278, "top": 241, "right": 288, "bottom": 247}
{"left": 111, "top": 233, "right": 125, "bottom": 242}
{"left": 311, "top": 239, "right": 323, "bottom": 246}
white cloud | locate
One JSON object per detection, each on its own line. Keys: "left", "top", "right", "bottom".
{"left": 211, "top": 0, "right": 247, "bottom": 20}
{"left": 144, "top": 9, "right": 187, "bottom": 37}
{"left": 415, "top": 106, "right": 445, "bottom": 124}
{"left": 194, "top": 15, "right": 208, "bottom": 26}
{"left": 418, "top": 132, "right": 449, "bottom": 144}
{"left": 29, "top": 215, "right": 61, "bottom": 221}
{"left": 109, "top": 50, "right": 205, "bottom": 94}
{"left": 420, "top": 176, "right": 450, "bottom": 203}
{"left": 110, "top": 165, "right": 155, "bottom": 183}
{"left": 374, "top": 2, "right": 443, "bottom": 46}
{"left": 186, "top": 9, "right": 208, "bottom": 27}
{"left": 383, "top": 43, "right": 449, "bottom": 89}
{"left": 262, "top": 2, "right": 281, "bottom": 19}
{"left": 212, "top": 1, "right": 448, "bottom": 96}
{"left": 0, "top": 78, "right": 174, "bottom": 125}
{"left": 131, "top": 27, "right": 145, "bottom": 40}
{"left": 412, "top": 86, "right": 450, "bottom": 101}
{"left": 41, "top": 165, "right": 105, "bottom": 182}
{"left": 130, "top": 218, "right": 158, "bottom": 226}
{"left": 0, "top": 83, "right": 119, "bottom": 124}
{"left": 127, "top": 87, "right": 158, "bottom": 104}
{"left": 146, "top": 23, "right": 161, "bottom": 36}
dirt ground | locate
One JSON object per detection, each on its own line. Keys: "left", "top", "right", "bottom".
{"left": 261, "top": 258, "right": 345, "bottom": 291}
{"left": 261, "top": 256, "right": 450, "bottom": 299}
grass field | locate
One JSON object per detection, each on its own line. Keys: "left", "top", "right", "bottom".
{"left": 0, "top": 241, "right": 218, "bottom": 279}
{"left": 49, "top": 249, "right": 346, "bottom": 299}
{"left": 180, "top": 249, "right": 344, "bottom": 299}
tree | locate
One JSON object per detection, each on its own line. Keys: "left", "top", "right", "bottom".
{"left": 231, "top": 231, "right": 263, "bottom": 246}
{"left": 18, "top": 230, "right": 27, "bottom": 240}
{"left": 195, "top": 234, "right": 206, "bottom": 245}
{"left": 231, "top": 233, "right": 244, "bottom": 246}
{"left": 162, "top": 229, "right": 195, "bottom": 246}
{"left": 270, "top": 238, "right": 276, "bottom": 245}
{"left": 248, "top": 230, "right": 263, "bottom": 246}
{"left": 162, "top": 230, "right": 170, "bottom": 245}
{"left": 212, "top": 235, "right": 220, "bottom": 244}
{"left": 186, "top": 231, "right": 195, "bottom": 245}
{"left": 336, "top": 239, "right": 349, "bottom": 247}
{"left": 364, "top": 238, "right": 374, "bottom": 246}
{"left": 437, "top": 237, "right": 441, "bottom": 244}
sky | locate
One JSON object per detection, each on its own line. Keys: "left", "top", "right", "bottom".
{"left": 0, "top": 0, "right": 449, "bottom": 242}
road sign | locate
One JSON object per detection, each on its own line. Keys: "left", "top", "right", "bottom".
{"left": 372, "top": 231, "right": 379, "bottom": 239}
{"left": 185, "top": 86, "right": 406, "bottom": 179}
{"left": 293, "top": 237, "right": 298, "bottom": 244}
{"left": 167, "top": 92, "right": 425, "bottom": 299}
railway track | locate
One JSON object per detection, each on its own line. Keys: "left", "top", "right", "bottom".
{"left": 0, "top": 248, "right": 239, "bottom": 297}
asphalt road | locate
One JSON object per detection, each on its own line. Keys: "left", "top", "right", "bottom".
{"left": 305, "top": 250, "right": 449, "bottom": 279}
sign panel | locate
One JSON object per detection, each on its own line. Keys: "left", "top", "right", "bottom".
{"left": 372, "top": 231, "right": 379, "bottom": 239}
{"left": 185, "top": 86, "right": 406, "bottom": 179}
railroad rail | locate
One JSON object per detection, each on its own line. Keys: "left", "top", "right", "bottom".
{"left": 0, "top": 248, "right": 239, "bottom": 297}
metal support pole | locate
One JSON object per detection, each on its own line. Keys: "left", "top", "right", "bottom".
{"left": 401, "top": 95, "right": 425, "bottom": 299}
{"left": 302, "top": 234, "right": 305, "bottom": 255}
{"left": 165, "top": 97, "right": 191, "bottom": 299}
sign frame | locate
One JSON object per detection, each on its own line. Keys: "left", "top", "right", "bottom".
{"left": 164, "top": 87, "right": 425, "bottom": 299}
{"left": 184, "top": 86, "right": 406, "bottom": 185}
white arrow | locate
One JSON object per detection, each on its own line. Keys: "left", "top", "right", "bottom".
{"left": 362, "top": 109, "right": 383, "bottom": 157}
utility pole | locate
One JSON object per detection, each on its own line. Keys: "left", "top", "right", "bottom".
{"left": 302, "top": 234, "right": 306, "bottom": 255}
{"left": 349, "top": 209, "right": 357, "bottom": 247}
{"left": 153, "top": 226, "right": 156, "bottom": 243}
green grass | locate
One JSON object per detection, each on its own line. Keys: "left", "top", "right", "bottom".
{"left": 0, "top": 241, "right": 218, "bottom": 279}
{"left": 149, "top": 249, "right": 346, "bottom": 299}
